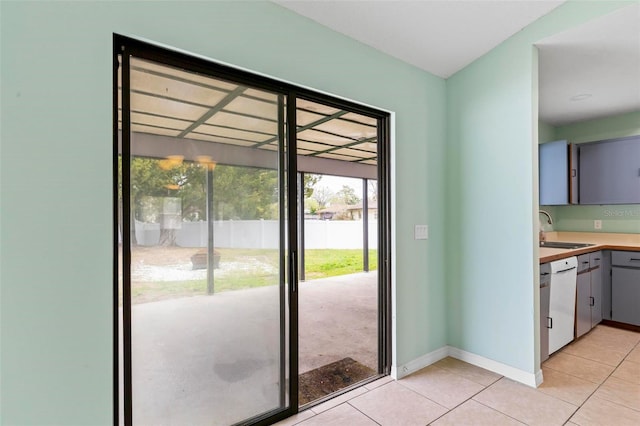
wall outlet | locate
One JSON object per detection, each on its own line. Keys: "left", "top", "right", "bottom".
{"left": 415, "top": 225, "right": 429, "bottom": 240}
{"left": 594, "top": 220, "right": 602, "bottom": 230}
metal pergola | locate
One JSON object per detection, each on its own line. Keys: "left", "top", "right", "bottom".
{"left": 120, "top": 57, "right": 379, "bottom": 285}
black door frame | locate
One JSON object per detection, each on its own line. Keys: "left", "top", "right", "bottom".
{"left": 113, "top": 34, "right": 391, "bottom": 426}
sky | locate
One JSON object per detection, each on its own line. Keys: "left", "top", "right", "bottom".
{"left": 311, "top": 174, "right": 379, "bottom": 201}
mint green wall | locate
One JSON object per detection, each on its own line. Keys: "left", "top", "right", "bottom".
{"left": 538, "top": 121, "right": 557, "bottom": 144}
{"left": 446, "top": 1, "right": 633, "bottom": 374}
{"left": 552, "top": 205, "right": 640, "bottom": 233}
{"left": 1, "top": 1, "right": 447, "bottom": 423}
{"left": 555, "top": 110, "right": 640, "bottom": 143}
{"left": 542, "top": 110, "right": 640, "bottom": 233}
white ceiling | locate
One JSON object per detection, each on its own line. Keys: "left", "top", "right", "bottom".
{"left": 276, "top": 1, "right": 640, "bottom": 126}
{"left": 275, "top": 0, "right": 564, "bottom": 79}
{"left": 537, "top": 3, "right": 640, "bottom": 126}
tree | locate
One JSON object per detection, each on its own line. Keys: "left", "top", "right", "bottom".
{"left": 212, "top": 165, "right": 278, "bottom": 220}
{"left": 123, "top": 158, "right": 323, "bottom": 245}
{"left": 312, "top": 186, "right": 334, "bottom": 209}
{"left": 368, "top": 180, "right": 378, "bottom": 202}
{"left": 128, "top": 157, "right": 206, "bottom": 246}
{"left": 305, "top": 197, "right": 320, "bottom": 214}
{"left": 333, "top": 185, "right": 360, "bottom": 205}
{"left": 303, "top": 174, "right": 322, "bottom": 198}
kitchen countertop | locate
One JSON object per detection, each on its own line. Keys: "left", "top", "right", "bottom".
{"left": 539, "top": 231, "right": 640, "bottom": 263}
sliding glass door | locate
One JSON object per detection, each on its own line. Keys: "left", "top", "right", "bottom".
{"left": 115, "top": 35, "right": 390, "bottom": 426}
{"left": 117, "top": 42, "right": 293, "bottom": 425}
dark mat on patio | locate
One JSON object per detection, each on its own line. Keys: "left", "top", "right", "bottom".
{"left": 298, "top": 357, "right": 376, "bottom": 406}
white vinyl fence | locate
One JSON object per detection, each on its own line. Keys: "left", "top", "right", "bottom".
{"left": 134, "top": 219, "right": 378, "bottom": 249}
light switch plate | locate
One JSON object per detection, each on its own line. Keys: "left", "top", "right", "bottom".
{"left": 415, "top": 225, "right": 429, "bottom": 240}
{"left": 594, "top": 220, "right": 602, "bottom": 230}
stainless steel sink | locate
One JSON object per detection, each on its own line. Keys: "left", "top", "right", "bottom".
{"left": 539, "top": 241, "right": 594, "bottom": 249}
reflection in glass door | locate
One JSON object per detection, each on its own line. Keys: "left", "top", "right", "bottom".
{"left": 119, "top": 51, "right": 290, "bottom": 425}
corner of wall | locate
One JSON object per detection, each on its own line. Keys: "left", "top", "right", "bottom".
{"left": 393, "top": 345, "right": 539, "bottom": 387}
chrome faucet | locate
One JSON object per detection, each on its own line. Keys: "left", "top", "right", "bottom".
{"left": 539, "top": 210, "right": 553, "bottom": 225}
{"left": 539, "top": 210, "right": 553, "bottom": 242}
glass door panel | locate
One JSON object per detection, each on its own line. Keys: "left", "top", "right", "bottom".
{"left": 121, "top": 56, "right": 289, "bottom": 425}
{"left": 295, "top": 98, "right": 380, "bottom": 406}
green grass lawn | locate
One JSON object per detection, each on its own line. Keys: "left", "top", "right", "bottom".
{"left": 303, "top": 249, "right": 378, "bottom": 280}
{"left": 129, "top": 248, "right": 377, "bottom": 304}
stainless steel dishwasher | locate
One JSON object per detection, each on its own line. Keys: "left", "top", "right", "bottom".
{"left": 548, "top": 257, "right": 578, "bottom": 354}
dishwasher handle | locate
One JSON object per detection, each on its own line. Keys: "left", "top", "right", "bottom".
{"left": 554, "top": 266, "right": 577, "bottom": 274}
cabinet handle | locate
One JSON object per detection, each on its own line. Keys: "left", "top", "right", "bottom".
{"left": 541, "top": 272, "right": 549, "bottom": 276}
{"left": 556, "top": 266, "right": 577, "bottom": 273}
{"left": 590, "top": 296, "right": 595, "bottom": 307}
{"left": 547, "top": 317, "right": 552, "bottom": 329}
{"left": 630, "top": 258, "right": 640, "bottom": 262}
{"left": 582, "top": 261, "right": 589, "bottom": 264}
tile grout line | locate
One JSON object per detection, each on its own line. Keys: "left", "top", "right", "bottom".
{"left": 431, "top": 361, "right": 504, "bottom": 388}
{"left": 556, "top": 347, "right": 627, "bottom": 368}
{"left": 392, "top": 379, "right": 450, "bottom": 412}
{"left": 586, "top": 350, "right": 640, "bottom": 414}
{"left": 345, "top": 401, "right": 382, "bottom": 426}
{"left": 543, "top": 353, "right": 619, "bottom": 385}
{"left": 547, "top": 330, "right": 637, "bottom": 380}
{"left": 554, "top": 329, "right": 640, "bottom": 423}
{"left": 287, "top": 327, "right": 639, "bottom": 426}
{"left": 424, "top": 375, "right": 508, "bottom": 425}
{"left": 471, "top": 397, "right": 529, "bottom": 425}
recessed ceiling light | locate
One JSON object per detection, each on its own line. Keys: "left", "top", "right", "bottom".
{"left": 570, "top": 93, "right": 592, "bottom": 101}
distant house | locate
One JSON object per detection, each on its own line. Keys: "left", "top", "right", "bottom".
{"left": 317, "top": 201, "right": 377, "bottom": 220}
{"left": 317, "top": 204, "right": 348, "bottom": 220}
{"left": 346, "top": 200, "right": 378, "bottom": 220}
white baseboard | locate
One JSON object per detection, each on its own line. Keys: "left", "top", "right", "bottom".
{"left": 448, "top": 347, "right": 539, "bottom": 387}
{"left": 535, "top": 369, "right": 544, "bottom": 387}
{"left": 392, "top": 346, "right": 449, "bottom": 380}
{"left": 393, "top": 346, "right": 540, "bottom": 387}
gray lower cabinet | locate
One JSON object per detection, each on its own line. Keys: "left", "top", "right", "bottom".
{"left": 576, "top": 251, "right": 603, "bottom": 339}
{"left": 590, "top": 252, "right": 603, "bottom": 328}
{"left": 576, "top": 268, "right": 591, "bottom": 338}
{"left": 612, "top": 251, "right": 640, "bottom": 326}
{"left": 540, "top": 263, "right": 551, "bottom": 362}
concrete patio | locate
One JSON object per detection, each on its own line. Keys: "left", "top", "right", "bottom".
{"left": 126, "top": 271, "right": 378, "bottom": 425}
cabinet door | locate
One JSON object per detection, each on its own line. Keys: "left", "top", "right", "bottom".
{"left": 576, "top": 272, "right": 592, "bottom": 338}
{"left": 590, "top": 266, "right": 603, "bottom": 328}
{"left": 579, "top": 137, "right": 640, "bottom": 204}
{"left": 612, "top": 267, "right": 640, "bottom": 326}
{"left": 540, "top": 264, "right": 551, "bottom": 363}
{"left": 601, "top": 251, "right": 612, "bottom": 320}
{"left": 539, "top": 140, "right": 569, "bottom": 205}
{"left": 540, "top": 285, "right": 550, "bottom": 362}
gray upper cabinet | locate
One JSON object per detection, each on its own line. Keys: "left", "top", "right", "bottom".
{"left": 540, "top": 140, "right": 570, "bottom": 205}
{"left": 579, "top": 136, "right": 640, "bottom": 204}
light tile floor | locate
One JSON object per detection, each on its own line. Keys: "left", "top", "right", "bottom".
{"left": 276, "top": 325, "right": 640, "bottom": 426}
